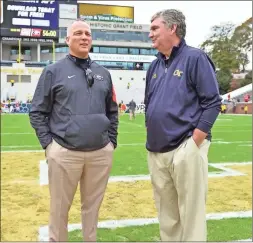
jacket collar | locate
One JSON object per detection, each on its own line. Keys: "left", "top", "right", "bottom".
{"left": 156, "top": 38, "right": 186, "bottom": 60}
{"left": 67, "top": 54, "right": 93, "bottom": 68}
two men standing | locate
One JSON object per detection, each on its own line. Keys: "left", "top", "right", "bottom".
{"left": 30, "top": 8, "right": 221, "bottom": 242}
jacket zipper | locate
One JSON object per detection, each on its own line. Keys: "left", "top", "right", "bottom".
{"left": 87, "top": 84, "right": 91, "bottom": 94}
{"left": 87, "top": 83, "right": 91, "bottom": 113}
{"left": 86, "top": 61, "right": 94, "bottom": 113}
{"left": 165, "top": 59, "right": 169, "bottom": 73}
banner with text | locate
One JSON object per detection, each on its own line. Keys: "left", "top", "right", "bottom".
{"left": 1, "top": 0, "right": 59, "bottom": 39}
{"left": 59, "top": 4, "right": 77, "bottom": 19}
{"left": 87, "top": 21, "right": 149, "bottom": 32}
{"left": 125, "top": 104, "right": 145, "bottom": 113}
{"left": 89, "top": 53, "right": 156, "bottom": 63}
{"left": 78, "top": 3, "right": 134, "bottom": 23}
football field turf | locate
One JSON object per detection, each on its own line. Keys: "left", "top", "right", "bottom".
{"left": 1, "top": 113, "right": 252, "bottom": 241}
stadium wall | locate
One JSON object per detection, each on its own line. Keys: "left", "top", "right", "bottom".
{"left": 235, "top": 102, "right": 252, "bottom": 114}
{"left": 1, "top": 65, "right": 147, "bottom": 104}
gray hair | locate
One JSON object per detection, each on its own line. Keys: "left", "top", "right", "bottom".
{"left": 66, "top": 19, "right": 91, "bottom": 37}
{"left": 151, "top": 9, "right": 186, "bottom": 38}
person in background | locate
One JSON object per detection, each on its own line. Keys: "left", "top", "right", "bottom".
{"left": 244, "top": 105, "right": 248, "bottom": 114}
{"left": 232, "top": 99, "right": 237, "bottom": 113}
{"left": 244, "top": 94, "right": 249, "bottom": 102}
{"left": 118, "top": 100, "right": 124, "bottom": 115}
{"left": 128, "top": 99, "right": 137, "bottom": 120}
{"left": 121, "top": 102, "right": 127, "bottom": 114}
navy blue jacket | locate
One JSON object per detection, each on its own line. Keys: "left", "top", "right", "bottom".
{"left": 144, "top": 39, "right": 222, "bottom": 153}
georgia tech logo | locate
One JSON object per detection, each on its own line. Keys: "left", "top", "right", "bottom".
{"left": 173, "top": 69, "right": 183, "bottom": 77}
{"left": 152, "top": 73, "right": 157, "bottom": 79}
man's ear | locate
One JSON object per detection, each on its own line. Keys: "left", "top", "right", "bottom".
{"left": 65, "top": 36, "right": 69, "bottom": 45}
{"left": 171, "top": 24, "right": 177, "bottom": 34}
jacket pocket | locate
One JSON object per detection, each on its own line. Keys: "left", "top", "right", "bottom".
{"left": 64, "top": 114, "right": 110, "bottom": 149}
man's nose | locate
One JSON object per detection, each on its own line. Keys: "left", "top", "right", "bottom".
{"left": 81, "top": 34, "right": 89, "bottom": 39}
{"left": 149, "top": 31, "right": 153, "bottom": 39}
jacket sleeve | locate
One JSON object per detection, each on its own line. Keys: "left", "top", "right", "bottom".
{"left": 191, "top": 53, "right": 222, "bottom": 133}
{"left": 29, "top": 68, "right": 54, "bottom": 149}
{"left": 144, "top": 66, "right": 151, "bottom": 127}
{"left": 106, "top": 73, "right": 119, "bottom": 148}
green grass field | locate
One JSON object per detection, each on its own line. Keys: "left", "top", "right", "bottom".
{"left": 1, "top": 113, "right": 252, "bottom": 241}
{"left": 69, "top": 217, "right": 252, "bottom": 242}
{"left": 1, "top": 113, "right": 251, "bottom": 175}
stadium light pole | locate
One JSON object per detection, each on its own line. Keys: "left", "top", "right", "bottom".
{"left": 52, "top": 40, "right": 55, "bottom": 63}
{"left": 18, "top": 39, "right": 21, "bottom": 63}
{"left": 18, "top": 39, "right": 21, "bottom": 83}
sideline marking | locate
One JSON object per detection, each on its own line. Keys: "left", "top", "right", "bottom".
{"left": 1, "top": 140, "right": 251, "bottom": 150}
{"left": 39, "top": 160, "right": 252, "bottom": 186}
{"left": 39, "top": 210, "right": 252, "bottom": 241}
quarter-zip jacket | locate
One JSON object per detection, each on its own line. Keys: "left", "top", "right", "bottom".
{"left": 144, "top": 39, "right": 222, "bottom": 153}
{"left": 29, "top": 55, "right": 118, "bottom": 151}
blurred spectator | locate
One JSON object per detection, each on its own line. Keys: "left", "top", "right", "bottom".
{"left": 244, "top": 105, "right": 248, "bottom": 114}
{"left": 121, "top": 102, "right": 127, "bottom": 113}
{"left": 7, "top": 81, "right": 17, "bottom": 102}
{"left": 221, "top": 104, "right": 227, "bottom": 114}
{"left": 232, "top": 99, "right": 237, "bottom": 113}
{"left": 118, "top": 100, "right": 124, "bottom": 115}
{"left": 244, "top": 94, "right": 249, "bottom": 102}
{"left": 135, "top": 62, "right": 143, "bottom": 70}
{"left": 16, "top": 101, "right": 20, "bottom": 112}
{"left": 128, "top": 99, "right": 137, "bottom": 120}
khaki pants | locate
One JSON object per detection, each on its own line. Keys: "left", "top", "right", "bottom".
{"left": 148, "top": 136, "right": 210, "bottom": 241}
{"left": 46, "top": 139, "right": 114, "bottom": 242}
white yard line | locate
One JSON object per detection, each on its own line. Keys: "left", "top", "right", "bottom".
{"left": 1, "top": 145, "right": 42, "bottom": 148}
{"left": 212, "top": 130, "right": 252, "bottom": 132}
{"left": 220, "top": 114, "right": 252, "bottom": 116}
{"left": 2, "top": 161, "right": 251, "bottom": 186}
{"left": 0, "top": 126, "right": 23, "bottom": 128}
{"left": 209, "top": 162, "right": 252, "bottom": 166}
{"left": 38, "top": 210, "right": 252, "bottom": 241}
{"left": 1, "top": 150, "right": 44, "bottom": 153}
{"left": 1, "top": 113, "right": 27, "bottom": 115}
{"left": 1, "top": 140, "right": 251, "bottom": 150}
{"left": 208, "top": 163, "right": 250, "bottom": 178}
{"left": 216, "top": 118, "right": 233, "bottom": 121}
{"left": 236, "top": 239, "right": 252, "bottom": 242}
{"left": 212, "top": 141, "right": 251, "bottom": 144}
{"left": 1, "top": 129, "right": 251, "bottom": 134}
{"left": 214, "top": 124, "right": 252, "bottom": 127}
{"left": 1, "top": 131, "right": 145, "bottom": 135}
{"left": 39, "top": 160, "right": 252, "bottom": 186}
{"left": 1, "top": 132, "right": 34, "bottom": 135}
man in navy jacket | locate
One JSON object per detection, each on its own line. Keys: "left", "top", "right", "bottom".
{"left": 144, "top": 9, "right": 221, "bottom": 241}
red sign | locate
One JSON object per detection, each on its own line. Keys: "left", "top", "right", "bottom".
{"left": 31, "top": 29, "right": 42, "bottom": 37}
